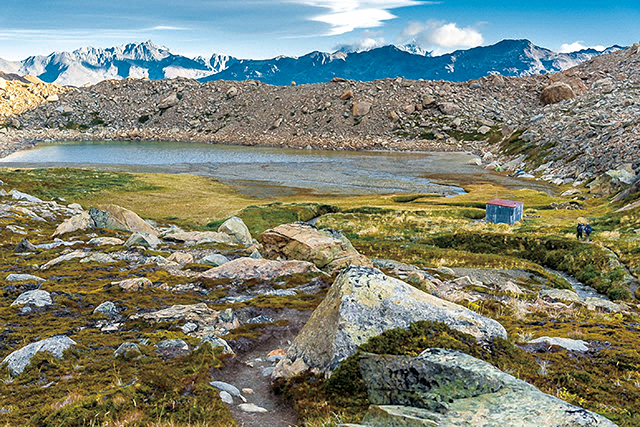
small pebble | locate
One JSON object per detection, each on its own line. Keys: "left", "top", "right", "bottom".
{"left": 219, "top": 390, "right": 233, "bottom": 404}
{"left": 239, "top": 403, "right": 268, "bottom": 413}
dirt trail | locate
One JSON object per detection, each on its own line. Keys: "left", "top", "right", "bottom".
{"left": 213, "top": 324, "right": 306, "bottom": 426}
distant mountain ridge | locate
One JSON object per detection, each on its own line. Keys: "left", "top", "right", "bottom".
{"left": 0, "top": 39, "right": 622, "bottom": 87}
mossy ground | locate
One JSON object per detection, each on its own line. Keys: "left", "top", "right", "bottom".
{"left": 2, "top": 167, "right": 640, "bottom": 425}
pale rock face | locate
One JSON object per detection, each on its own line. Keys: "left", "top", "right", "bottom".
{"left": 260, "top": 223, "right": 372, "bottom": 273}
{"left": 89, "top": 205, "right": 157, "bottom": 236}
{"left": 53, "top": 211, "right": 94, "bottom": 237}
{"left": 218, "top": 216, "right": 253, "bottom": 245}
{"left": 125, "top": 232, "right": 160, "bottom": 249}
{"left": 358, "top": 349, "right": 615, "bottom": 426}
{"left": 273, "top": 267, "right": 507, "bottom": 379}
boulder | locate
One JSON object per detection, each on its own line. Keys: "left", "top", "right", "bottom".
{"left": 200, "top": 257, "right": 321, "bottom": 282}
{"left": 273, "top": 267, "right": 507, "bottom": 378}
{"left": 10, "top": 189, "right": 43, "bottom": 204}
{"left": 260, "top": 223, "right": 372, "bottom": 273}
{"left": 199, "top": 254, "right": 230, "bottom": 267}
{"left": 218, "top": 216, "right": 252, "bottom": 245}
{"left": 87, "top": 237, "right": 124, "bottom": 246}
{"left": 113, "top": 277, "right": 153, "bottom": 291}
{"left": 352, "top": 101, "right": 372, "bottom": 117}
{"left": 130, "top": 303, "right": 238, "bottom": 331}
{"left": 89, "top": 205, "right": 157, "bottom": 236}
{"left": 540, "top": 82, "right": 575, "bottom": 106}
{"left": 114, "top": 342, "right": 142, "bottom": 359}
{"left": 163, "top": 230, "right": 233, "bottom": 245}
{"left": 11, "top": 290, "right": 53, "bottom": 307}
{"left": 197, "top": 335, "right": 235, "bottom": 355}
{"left": 340, "top": 89, "right": 353, "bottom": 100}
{"left": 81, "top": 253, "right": 116, "bottom": 264}
{"left": 15, "top": 238, "right": 36, "bottom": 253}
{"left": 2, "top": 336, "right": 76, "bottom": 376}
{"left": 93, "top": 301, "right": 118, "bottom": 316}
{"left": 527, "top": 336, "right": 589, "bottom": 352}
{"left": 167, "top": 252, "right": 194, "bottom": 265}
{"left": 125, "top": 232, "right": 160, "bottom": 249}
{"left": 52, "top": 211, "right": 94, "bottom": 237}
{"left": 158, "top": 93, "right": 179, "bottom": 109}
{"left": 357, "top": 349, "right": 614, "bottom": 426}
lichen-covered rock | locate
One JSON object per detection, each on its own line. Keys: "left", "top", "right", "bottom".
{"left": 130, "top": 303, "right": 237, "bottom": 331}
{"left": 93, "top": 301, "right": 118, "bottom": 316}
{"left": 200, "top": 257, "right": 321, "bottom": 282}
{"left": 87, "top": 237, "right": 124, "bottom": 246}
{"left": 358, "top": 349, "right": 615, "bottom": 426}
{"left": 114, "top": 342, "right": 142, "bottom": 359}
{"left": 11, "top": 289, "right": 53, "bottom": 307}
{"left": 89, "top": 204, "right": 157, "bottom": 236}
{"left": 40, "top": 250, "right": 88, "bottom": 270}
{"left": 260, "top": 222, "right": 372, "bottom": 273}
{"left": 52, "top": 211, "right": 94, "bottom": 237}
{"left": 2, "top": 335, "right": 76, "bottom": 376}
{"left": 6, "top": 273, "right": 45, "bottom": 282}
{"left": 273, "top": 267, "right": 506, "bottom": 378}
{"left": 197, "top": 335, "right": 235, "bottom": 355}
{"left": 218, "top": 216, "right": 253, "bottom": 245}
{"left": 167, "top": 252, "right": 194, "bottom": 265}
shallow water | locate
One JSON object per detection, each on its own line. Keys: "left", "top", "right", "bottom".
{"left": 0, "top": 141, "right": 548, "bottom": 198}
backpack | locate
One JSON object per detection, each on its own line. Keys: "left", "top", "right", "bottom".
{"left": 585, "top": 224, "right": 593, "bottom": 234}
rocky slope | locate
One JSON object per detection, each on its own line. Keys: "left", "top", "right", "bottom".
{"left": 1, "top": 43, "right": 639, "bottom": 194}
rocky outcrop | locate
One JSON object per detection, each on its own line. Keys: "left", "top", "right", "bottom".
{"left": 130, "top": 303, "right": 239, "bottom": 333}
{"left": 260, "top": 223, "right": 372, "bottom": 273}
{"left": 2, "top": 336, "right": 76, "bottom": 376}
{"left": 356, "top": 349, "right": 615, "bottom": 426}
{"left": 200, "top": 257, "right": 321, "bottom": 282}
{"left": 163, "top": 230, "right": 233, "bottom": 245}
{"left": 273, "top": 267, "right": 506, "bottom": 378}
{"left": 89, "top": 205, "right": 157, "bottom": 236}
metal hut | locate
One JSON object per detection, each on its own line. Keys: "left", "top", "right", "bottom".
{"left": 486, "top": 199, "right": 524, "bottom": 225}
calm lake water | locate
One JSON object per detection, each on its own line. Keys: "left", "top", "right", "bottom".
{"left": 0, "top": 141, "right": 547, "bottom": 198}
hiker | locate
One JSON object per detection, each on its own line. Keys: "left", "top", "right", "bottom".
{"left": 577, "top": 223, "right": 584, "bottom": 240}
{"left": 584, "top": 223, "right": 593, "bottom": 241}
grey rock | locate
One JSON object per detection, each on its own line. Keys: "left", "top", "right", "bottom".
{"left": 199, "top": 254, "right": 230, "bottom": 267}
{"left": 87, "top": 237, "right": 124, "bottom": 246}
{"left": 247, "top": 315, "right": 275, "bottom": 324}
{"left": 15, "top": 238, "right": 36, "bottom": 253}
{"left": 181, "top": 322, "right": 198, "bottom": 334}
{"left": 198, "top": 335, "right": 235, "bottom": 354}
{"left": 2, "top": 335, "right": 76, "bottom": 376}
{"left": 9, "top": 189, "right": 43, "bottom": 204}
{"left": 273, "top": 267, "right": 507, "bottom": 378}
{"left": 81, "top": 253, "right": 116, "bottom": 263}
{"left": 210, "top": 381, "right": 243, "bottom": 399}
{"left": 527, "top": 336, "right": 589, "bottom": 352}
{"left": 93, "top": 301, "right": 118, "bottom": 316}
{"left": 156, "top": 339, "right": 189, "bottom": 351}
{"left": 114, "top": 342, "right": 142, "bottom": 359}
{"left": 125, "top": 232, "right": 160, "bottom": 249}
{"left": 261, "top": 367, "right": 275, "bottom": 377}
{"left": 40, "top": 251, "right": 88, "bottom": 270}
{"left": 358, "top": 349, "right": 614, "bottom": 426}
{"left": 6, "top": 273, "right": 46, "bottom": 282}
{"left": 249, "top": 250, "right": 263, "bottom": 259}
{"left": 238, "top": 403, "right": 268, "bottom": 413}
{"left": 219, "top": 390, "right": 234, "bottom": 404}
{"left": 11, "top": 290, "right": 53, "bottom": 307}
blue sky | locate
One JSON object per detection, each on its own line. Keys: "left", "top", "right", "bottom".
{"left": 0, "top": 0, "right": 638, "bottom": 60}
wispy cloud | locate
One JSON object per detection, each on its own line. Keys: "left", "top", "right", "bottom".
{"left": 292, "top": 0, "right": 427, "bottom": 35}
{"left": 0, "top": 26, "right": 187, "bottom": 43}
{"left": 334, "top": 30, "right": 386, "bottom": 52}
{"left": 559, "top": 41, "right": 605, "bottom": 53}
{"left": 399, "top": 20, "right": 484, "bottom": 54}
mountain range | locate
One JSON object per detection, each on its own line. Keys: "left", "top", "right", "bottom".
{"left": 0, "top": 40, "right": 622, "bottom": 87}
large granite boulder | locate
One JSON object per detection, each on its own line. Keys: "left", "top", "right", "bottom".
{"left": 2, "top": 335, "right": 76, "bottom": 376}
{"left": 218, "top": 216, "right": 253, "bottom": 245}
{"left": 200, "top": 257, "right": 321, "bottom": 282}
{"left": 260, "top": 223, "right": 372, "bottom": 273}
{"left": 89, "top": 205, "right": 157, "bottom": 236}
{"left": 273, "top": 267, "right": 506, "bottom": 378}
{"left": 52, "top": 211, "right": 94, "bottom": 237}
{"left": 540, "top": 82, "right": 575, "bottom": 106}
{"left": 357, "top": 349, "right": 615, "bottom": 426}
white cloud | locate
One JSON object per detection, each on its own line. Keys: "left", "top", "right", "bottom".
{"left": 559, "top": 41, "right": 605, "bottom": 53}
{"left": 398, "top": 20, "right": 484, "bottom": 55}
{"left": 293, "top": 0, "right": 423, "bottom": 35}
{"left": 335, "top": 30, "right": 386, "bottom": 52}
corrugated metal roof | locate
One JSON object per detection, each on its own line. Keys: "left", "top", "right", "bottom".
{"left": 486, "top": 198, "right": 524, "bottom": 208}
